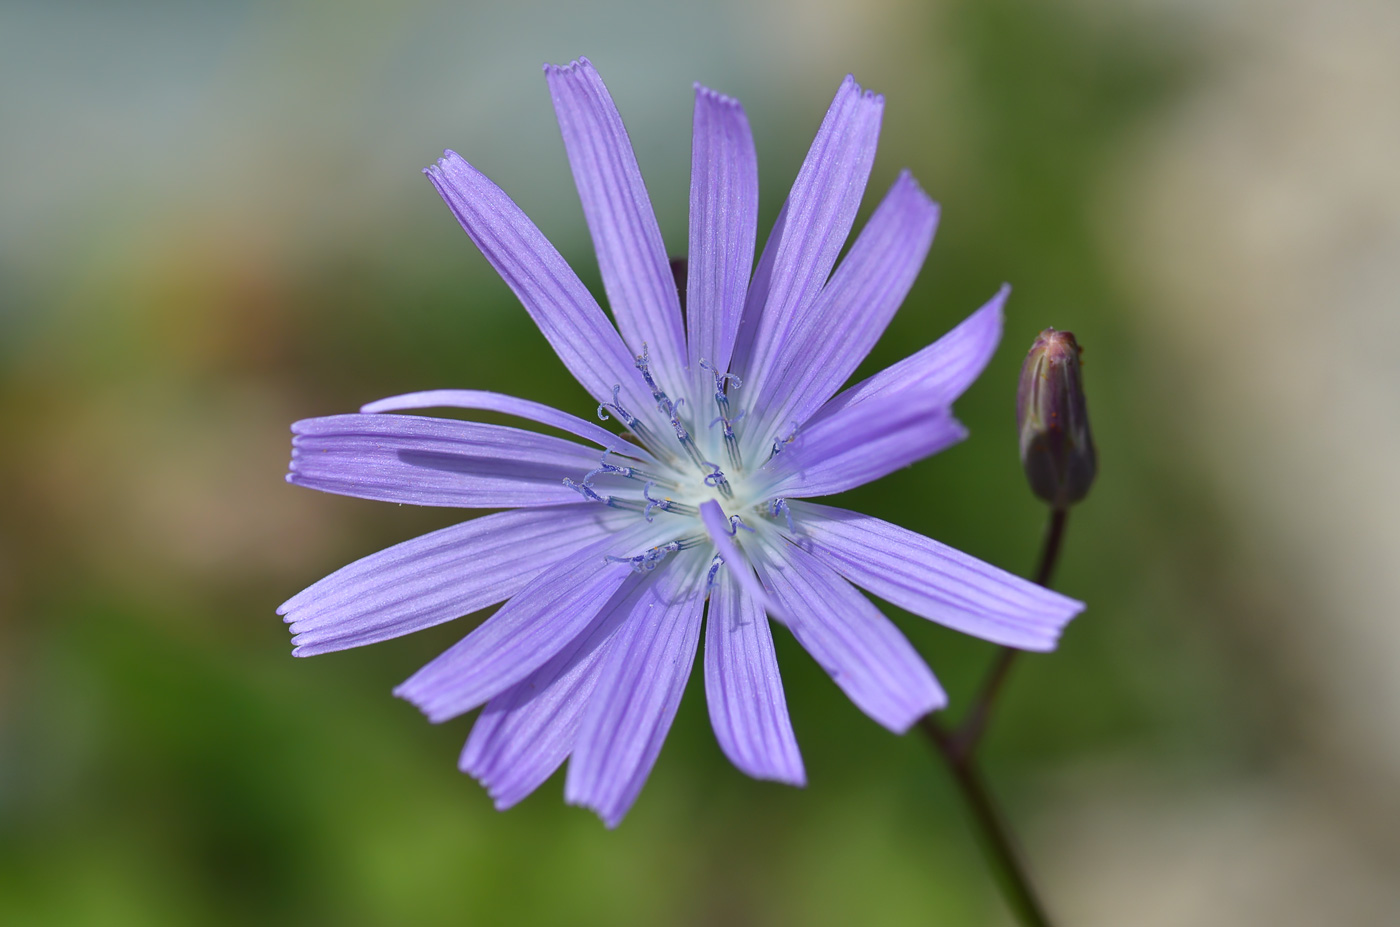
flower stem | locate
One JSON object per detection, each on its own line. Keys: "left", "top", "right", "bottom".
{"left": 954, "top": 507, "right": 1069, "bottom": 760}
{"left": 919, "top": 717, "right": 1053, "bottom": 927}
{"left": 1033, "top": 506, "right": 1069, "bottom": 588}
{"left": 918, "top": 506, "right": 1070, "bottom": 927}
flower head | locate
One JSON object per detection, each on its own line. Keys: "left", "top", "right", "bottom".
{"left": 282, "top": 58, "right": 1083, "bottom": 827}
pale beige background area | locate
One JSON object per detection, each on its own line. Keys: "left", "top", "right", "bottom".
{"left": 1059, "top": 0, "right": 1400, "bottom": 922}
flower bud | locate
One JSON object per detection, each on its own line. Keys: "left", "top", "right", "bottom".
{"left": 1016, "top": 328, "right": 1096, "bottom": 508}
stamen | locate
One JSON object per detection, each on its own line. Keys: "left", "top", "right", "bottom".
{"left": 566, "top": 451, "right": 672, "bottom": 513}
{"left": 637, "top": 481, "right": 698, "bottom": 522}
{"left": 723, "top": 428, "right": 743, "bottom": 470}
{"left": 706, "top": 555, "right": 724, "bottom": 590}
{"left": 666, "top": 397, "right": 710, "bottom": 471}
{"left": 768, "top": 422, "right": 800, "bottom": 462}
{"left": 702, "top": 461, "right": 735, "bottom": 499}
{"left": 700, "top": 360, "right": 743, "bottom": 396}
{"left": 641, "top": 482, "right": 671, "bottom": 522}
{"left": 584, "top": 449, "right": 667, "bottom": 487}
{"left": 606, "top": 541, "right": 680, "bottom": 573}
{"left": 726, "top": 515, "right": 754, "bottom": 536}
{"left": 597, "top": 385, "right": 666, "bottom": 452}
{"left": 585, "top": 461, "right": 633, "bottom": 483}
{"left": 701, "top": 360, "right": 745, "bottom": 471}
{"left": 604, "top": 535, "right": 705, "bottom": 573}
{"left": 596, "top": 385, "right": 638, "bottom": 428}
{"left": 709, "top": 408, "right": 746, "bottom": 472}
{"left": 634, "top": 345, "right": 675, "bottom": 415}
{"left": 563, "top": 477, "right": 612, "bottom": 506}
{"left": 708, "top": 409, "right": 746, "bottom": 429}
{"left": 630, "top": 351, "right": 720, "bottom": 476}
{"left": 768, "top": 498, "right": 795, "bottom": 534}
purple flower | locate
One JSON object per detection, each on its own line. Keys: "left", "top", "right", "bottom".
{"left": 281, "top": 58, "right": 1083, "bottom": 827}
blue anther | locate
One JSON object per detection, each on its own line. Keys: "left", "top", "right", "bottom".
{"left": 701, "top": 362, "right": 743, "bottom": 460}
{"left": 634, "top": 345, "right": 676, "bottom": 415}
{"left": 596, "top": 384, "right": 674, "bottom": 454}
{"left": 667, "top": 397, "right": 711, "bottom": 472}
{"left": 702, "top": 459, "right": 735, "bottom": 498}
{"left": 641, "top": 481, "right": 672, "bottom": 523}
{"left": 768, "top": 422, "right": 800, "bottom": 461}
{"left": 709, "top": 408, "right": 747, "bottom": 431}
{"left": 700, "top": 360, "right": 743, "bottom": 395}
{"left": 596, "top": 385, "right": 642, "bottom": 429}
{"left": 727, "top": 515, "right": 754, "bottom": 536}
{"left": 563, "top": 477, "right": 611, "bottom": 506}
{"left": 606, "top": 540, "right": 681, "bottom": 573}
{"left": 671, "top": 398, "right": 695, "bottom": 445}
{"left": 585, "top": 449, "right": 639, "bottom": 484}
{"left": 769, "top": 498, "right": 795, "bottom": 533}
{"left": 705, "top": 555, "right": 724, "bottom": 590}
{"left": 707, "top": 402, "right": 745, "bottom": 471}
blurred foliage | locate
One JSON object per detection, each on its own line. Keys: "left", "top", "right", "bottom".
{"left": 0, "top": 0, "right": 1272, "bottom": 924}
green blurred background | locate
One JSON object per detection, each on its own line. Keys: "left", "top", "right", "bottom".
{"left": 3, "top": 0, "right": 1399, "bottom": 924}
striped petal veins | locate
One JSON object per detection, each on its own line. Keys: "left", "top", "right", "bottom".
{"left": 282, "top": 56, "right": 1086, "bottom": 828}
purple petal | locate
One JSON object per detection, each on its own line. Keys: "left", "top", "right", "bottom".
{"left": 787, "top": 501, "right": 1083, "bottom": 651}
{"left": 287, "top": 413, "right": 602, "bottom": 508}
{"left": 394, "top": 522, "right": 671, "bottom": 722}
{"left": 279, "top": 505, "right": 631, "bottom": 657}
{"left": 565, "top": 550, "right": 708, "bottom": 827}
{"left": 685, "top": 85, "right": 759, "bottom": 383}
{"left": 752, "top": 541, "right": 945, "bottom": 732}
{"left": 545, "top": 58, "right": 687, "bottom": 392}
{"left": 759, "top": 392, "right": 967, "bottom": 499}
{"left": 748, "top": 172, "right": 939, "bottom": 445}
{"left": 460, "top": 573, "right": 646, "bottom": 810}
{"left": 704, "top": 568, "right": 805, "bottom": 785}
{"left": 360, "top": 389, "right": 653, "bottom": 464}
{"left": 699, "top": 499, "right": 783, "bottom": 619}
{"left": 820, "top": 286, "right": 1007, "bottom": 418}
{"left": 423, "top": 151, "right": 669, "bottom": 438}
{"left": 730, "top": 75, "right": 883, "bottom": 390}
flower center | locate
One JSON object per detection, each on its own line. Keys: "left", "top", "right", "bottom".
{"left": 569, "top": 349, "right": 791, "bottom": 572}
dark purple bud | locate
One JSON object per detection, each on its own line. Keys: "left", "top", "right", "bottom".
{"left": 1016, "top": 328, "right": 1096, "bottom": 508}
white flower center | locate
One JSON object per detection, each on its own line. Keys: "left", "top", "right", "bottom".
{"left": 581, "top": 356, "right": 794, "bottom": 573}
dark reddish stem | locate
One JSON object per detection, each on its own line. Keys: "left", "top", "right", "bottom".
{"left": 919, "top": 507, "right": 1070, "bottom": 927}
{"left": 953, "top": 507, "right": 1068, "bottom": 760}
